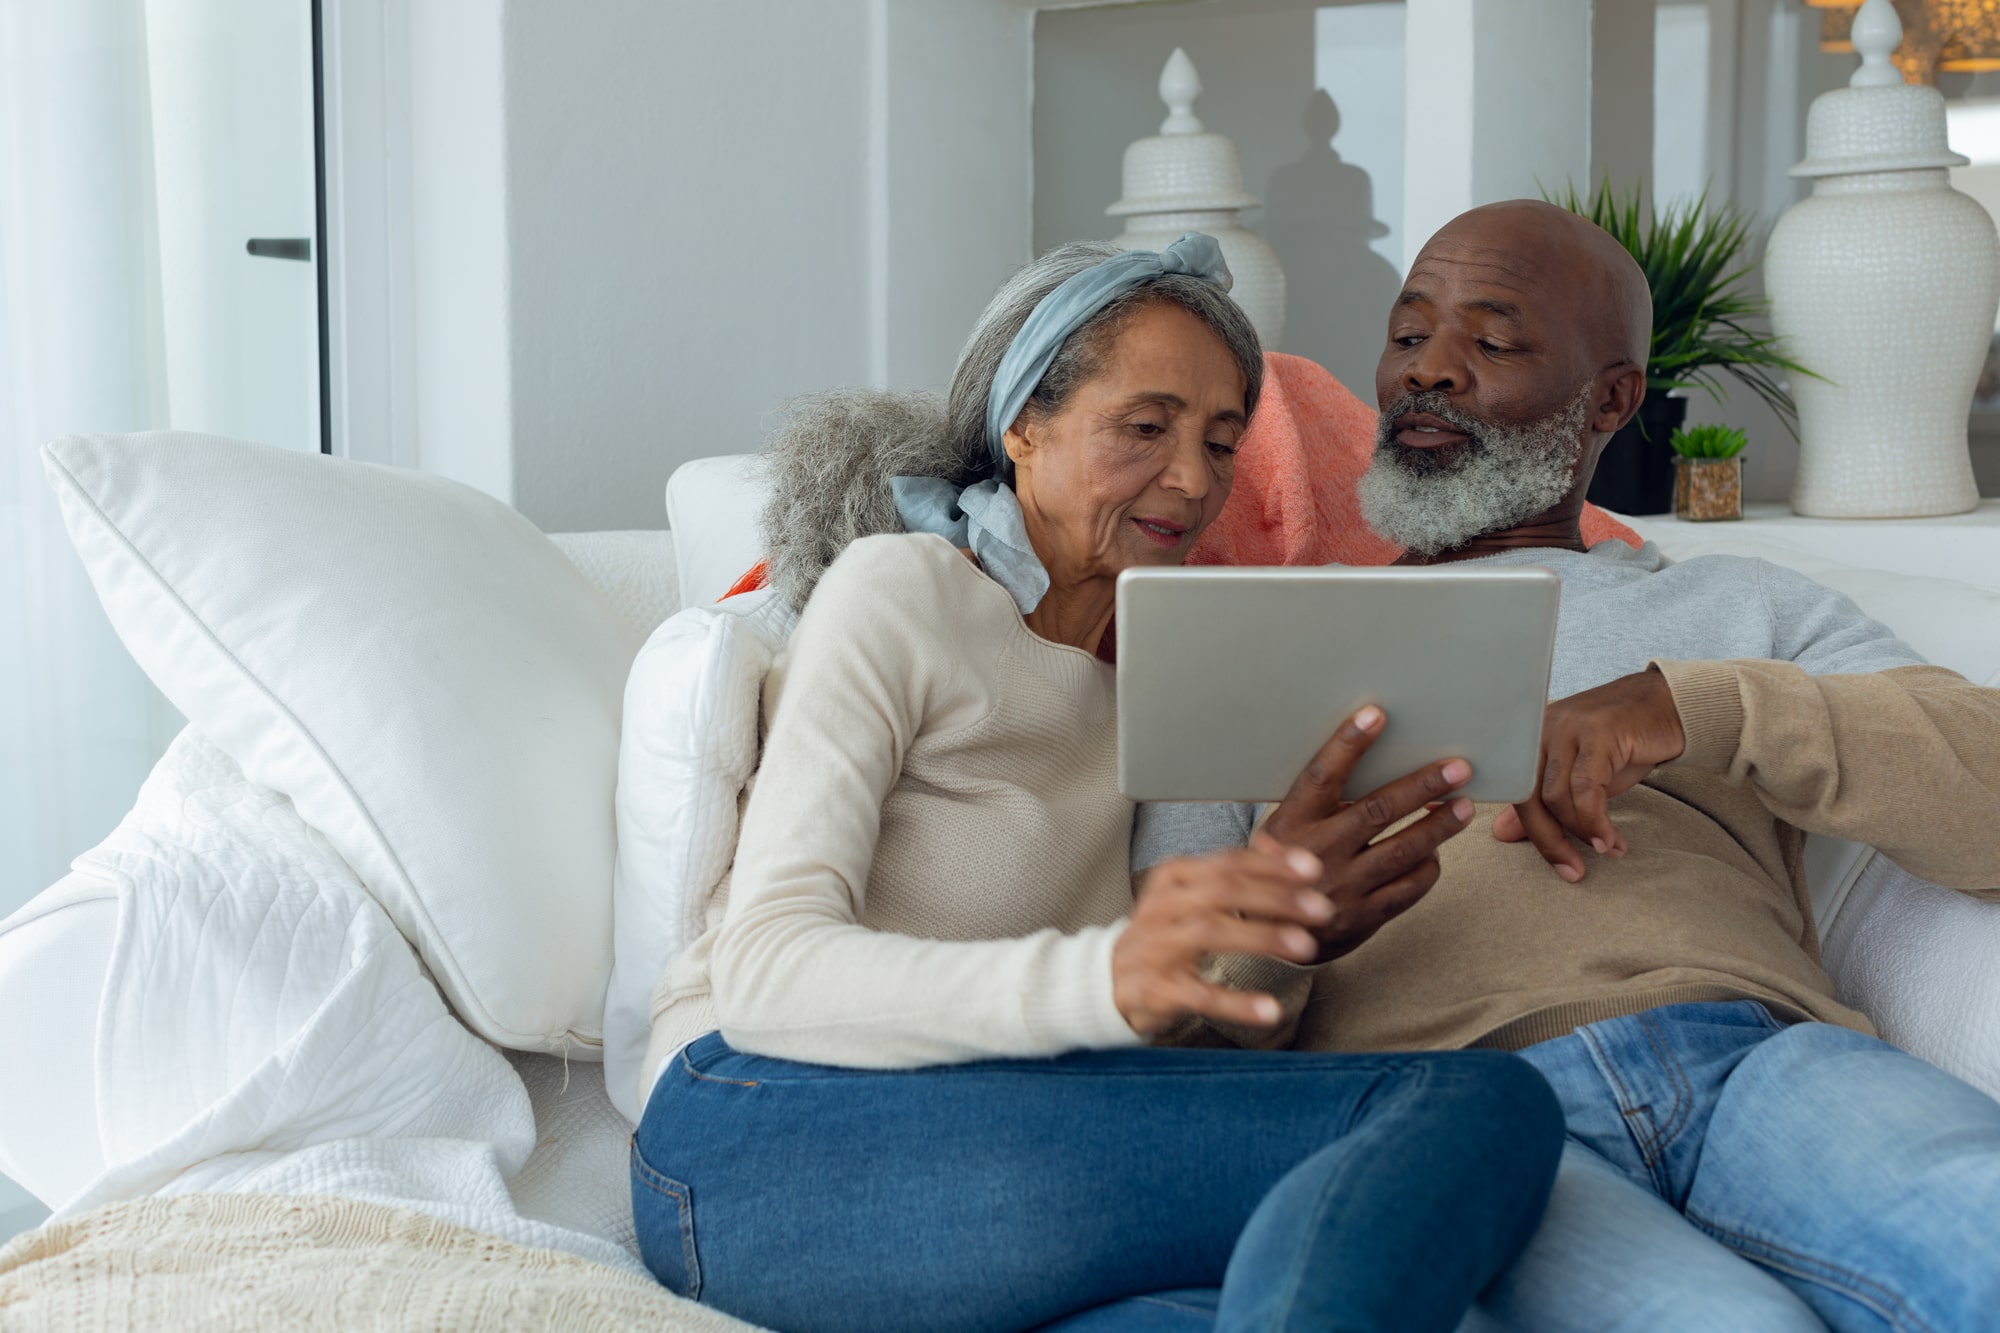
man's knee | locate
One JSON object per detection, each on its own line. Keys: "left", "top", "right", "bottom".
{"left": 1470, "top": 1143, "right": 1825, "bottom": 1333}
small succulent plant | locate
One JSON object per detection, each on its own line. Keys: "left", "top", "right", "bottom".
{"left": 1669, "top": 423, "right": 1749, "bottom": 460}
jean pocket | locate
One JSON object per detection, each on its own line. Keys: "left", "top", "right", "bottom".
{"left": 630, "top": 1140, "right": 703, "bottom": 1301}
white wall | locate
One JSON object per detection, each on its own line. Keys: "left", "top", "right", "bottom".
{"left": 882, "top": 1, "right": 1035, "bottom": 393}
{"left": 1313, "top": 5, "right": 1405, "bottom": 271}
{"left": 407, "top": 0, "right": 513, "bottom": 506}
{"left": 1592, "top": 0, "right": 1655, "bottom": 198}
{"left": 503, "top": 1, "right": 877, "bottom": 532}
{"left": 1032, "top": 1, "right": 1402, "bottom": 393}
{"left": 1401, "top": 0, "right": 1593, "bottom": 258}
{"left": 373, "top": 0, "right": 1036, "bottom": 534}
{"left": 1653, "top": 0, "right": 1710, "bottom": 209}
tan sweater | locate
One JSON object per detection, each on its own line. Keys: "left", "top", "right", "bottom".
{"left": 1285, "top": 658, "right": 2000, "bottom": 1054}
{"left": 643, "top": 533, "right": 1141, "bottom": 1083}
{"left": 1134, "top": 542, "right": 2000, "bottom": 1055}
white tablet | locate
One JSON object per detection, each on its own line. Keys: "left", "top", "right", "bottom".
{"left": 1115, "top": 566, "right": 1561, "bottom": 804}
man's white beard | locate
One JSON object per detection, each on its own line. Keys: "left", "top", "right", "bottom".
{"left": 1357, "top": 383, "right": 1595, "bottom": 557}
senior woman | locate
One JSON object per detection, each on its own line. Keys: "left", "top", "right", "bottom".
{"left": 631, "top": 237, "right": 1563, "bottom": 1333}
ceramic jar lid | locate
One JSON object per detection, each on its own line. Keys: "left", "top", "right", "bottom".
{"left": 1106, "top": 47, "right": 1261, "bottom": 217}
{"left": 1792, "top": 0, "right": 1969, "bottom": 177}
{"left": 1108, "top": 134, "right": 1261, "bottom": 215}
{"left": 1792, "top": 84, "right": 1969, "bottom": 177}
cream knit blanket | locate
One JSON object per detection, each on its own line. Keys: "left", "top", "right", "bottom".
{"left": 0, "top": 1194, "right": 762, "bottom": 1331}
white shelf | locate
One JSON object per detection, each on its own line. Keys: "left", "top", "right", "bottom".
{"left": 1623, "top": 501, "right": 2000, "bottom": 583}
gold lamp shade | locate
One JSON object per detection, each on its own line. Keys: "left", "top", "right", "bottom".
{"left": 1822, "top": 5, "right": 1860, "bottom": 51}
{"left": 1934, "top": 0, "right": 2000, "bottom": 69}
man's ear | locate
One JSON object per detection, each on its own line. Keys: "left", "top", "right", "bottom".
{"left": 1594, "top": 365, "right": 1647, "bottom": 435}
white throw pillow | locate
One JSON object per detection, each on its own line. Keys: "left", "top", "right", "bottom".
{"left": 606, "top": 587, "right": 797, "bottom": 1123}
{"left": 665, "top": 455, "right": 773, "bottom": 608}
{"left": 43, "top": 432, "right": 640, "bottom": 1054}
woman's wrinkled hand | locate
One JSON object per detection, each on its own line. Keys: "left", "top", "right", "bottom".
{"left": 1113, "top": 835, "right": 1332, "bottom": 1037}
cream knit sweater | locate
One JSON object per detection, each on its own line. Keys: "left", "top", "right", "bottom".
{"left": 643, "top": 533, "right": 1143, "bottom": 1085}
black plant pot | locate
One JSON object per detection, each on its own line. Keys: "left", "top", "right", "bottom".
{"left": 1586, "top": 396, "right": 1688, "bottom": 517}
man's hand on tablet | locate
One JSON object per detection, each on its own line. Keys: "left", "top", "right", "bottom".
{"left": 1492, "top": 666, "right": 1687, "bottom": 881}
{"left": 1258, "top": 705, "right": 1477, "bottom": 964}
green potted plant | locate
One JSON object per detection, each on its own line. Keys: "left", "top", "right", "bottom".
{"left": 1549, "top": 182, "right": 1817, "bottom": 516}
{"left": 1669, "top": 424, "right": 1747, "bottom": 521}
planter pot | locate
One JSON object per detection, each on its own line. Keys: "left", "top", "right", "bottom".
{"left": 1587, "top": 396, "right": 1687, "bottom": 517}
{"left": 1674, "top": 457, "right": 1743, "bottom": 521}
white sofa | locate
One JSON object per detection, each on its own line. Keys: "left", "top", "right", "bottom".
{"left": 0, "top": 523, "right": 686, "bottom": 1252}
{"left": 2, "top": 446, "right": 1998, "bottom": 1278}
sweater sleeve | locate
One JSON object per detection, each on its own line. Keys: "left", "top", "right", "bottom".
{"left": 1656, "top": 658, "right": 2000, "bottom": 896}
{"left": 708, "top": 535, "right": 1141, "bottom": 1069}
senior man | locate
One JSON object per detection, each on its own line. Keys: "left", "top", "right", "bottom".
{"left": 1137, "top": 200, "right": 2000, "bottom": 1332}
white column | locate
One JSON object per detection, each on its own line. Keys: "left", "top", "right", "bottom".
{"left": 408, "top": 0, "right": 512, "bottom": 505}
{"left": 1592, "top": 0, "right": 1657, "bottom": 199}
{"left": 1401, "top": 0, "right": 1479, "bottom": 270}
{"left": 1402, "top": 0, "right": 1594, "bottom": 265}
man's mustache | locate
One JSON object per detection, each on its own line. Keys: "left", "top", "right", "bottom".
{"left": 1377, "top": 392, "right": 1489, "bottom": 452}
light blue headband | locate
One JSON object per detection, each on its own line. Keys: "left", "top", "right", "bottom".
{"left": 983, "top": 231, "right": 1233, "bottom": 471}
{"left": 892, "top": 233, "right": 1232, "bottom": 616}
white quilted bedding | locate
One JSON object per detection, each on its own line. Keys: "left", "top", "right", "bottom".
{"left": 54, "top": 729, "right": 643, "bottom": 1278}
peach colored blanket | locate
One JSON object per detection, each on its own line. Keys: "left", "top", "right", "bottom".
{"left": 719, "top": 353, "right": 1640, "bottom": 602}
{"left": 1191, "top": 352, "right": 1640, "bottom": 568}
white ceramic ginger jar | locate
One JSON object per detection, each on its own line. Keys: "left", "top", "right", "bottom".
{"left": 1109, "top": 48, "right": 1286, "bottom": 348}
{"left": 1766, "top": 0, "right": 1999, "bottom": 517}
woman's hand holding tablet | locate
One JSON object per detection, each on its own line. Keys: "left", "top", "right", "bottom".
{"left": 1113, "top": 835, "right": 1332, "bottom": 1036}
{"left": 1118, "top": 704, "right": 1483, "bottom": 1034}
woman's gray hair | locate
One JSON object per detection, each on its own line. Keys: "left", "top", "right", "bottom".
{"left": 760, "top": 240, "right": 1264, "bottom": 609}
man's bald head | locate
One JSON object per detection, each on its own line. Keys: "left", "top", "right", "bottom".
{"left": 1418, "top": 200, "right": 1652, "bottom": 376}
{"left": 1361, "top": 200, "right": 1655, "bottom": 559}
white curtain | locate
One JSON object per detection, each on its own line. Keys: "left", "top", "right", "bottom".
{"left": 0, "top": 0, "right": 183, "bottom": 918}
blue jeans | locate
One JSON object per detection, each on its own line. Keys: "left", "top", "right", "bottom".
{"left": 631, "top": 1033, "right": 1563, "bottom": 1333}
{"left": 1463, "top": 1001, "right": 2000, "bottom": 1333}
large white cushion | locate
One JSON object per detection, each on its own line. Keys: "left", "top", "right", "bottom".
{"left": 42, "top": 432, "right": 640, "bottom": 1054}
{"left": 664, "top": 455, "right": 772, "bottom": 608}
{"left": 605, "top": 587, "right": 797, "bottom": 1122}
{"left": 1648, "top": 533, "right": 2000, "bottom": 687}
{"left": 1821, "top": 855, "right": 2000, "bottom": 1102}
